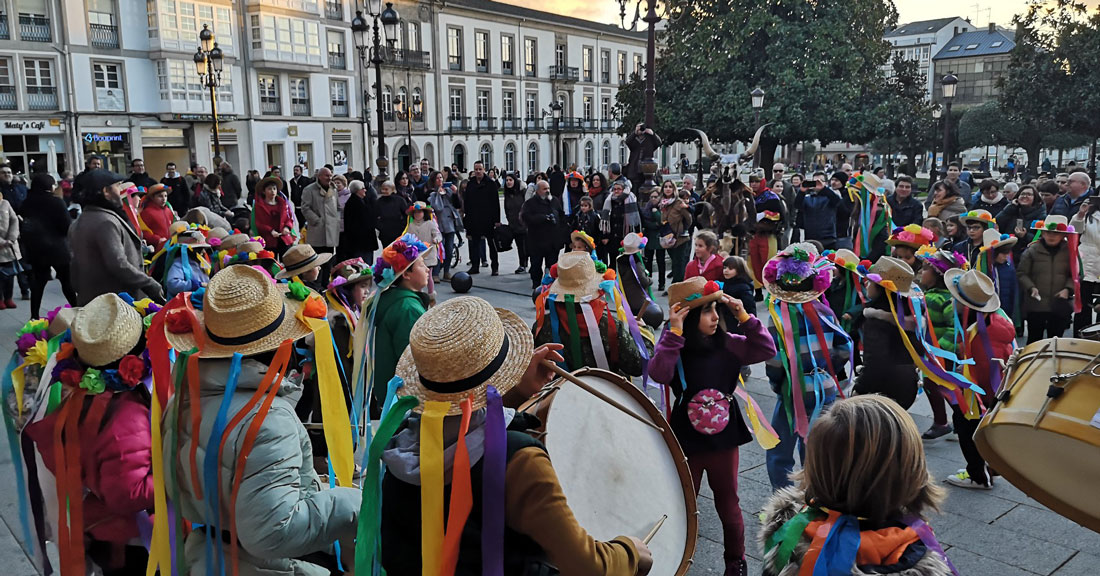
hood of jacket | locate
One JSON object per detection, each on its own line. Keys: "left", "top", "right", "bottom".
{"left": 381, "top": 408, "right": 517, "bottom": 485}
{"left": 199, "top": 357, "right": 303, "bottom": 403}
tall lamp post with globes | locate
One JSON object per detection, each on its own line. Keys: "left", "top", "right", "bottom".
{"left": 193, "top": 23, "right": 224, "bottom": 164}
{"left": 940, "top": 73, "right": 958, "bottom": 169}
{"left": 930, "top": 105, "right": 942, "bottom": 183}
{"left": 751, "top": 86, "right": 765, "bottom": 169}
{"left": 352, "top": 1, "right": 399, "bottom": 181}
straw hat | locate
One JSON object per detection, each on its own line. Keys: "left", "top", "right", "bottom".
{"left": 207, "top": 226, "right": 230, "bottom": 242}
{"left": 944, "top": 267, "right": 1001, "bottom": 313}
{"left": 47, "top": 306, "right": 77, "bottom": 338}
{"left": 175, "top": 229, "right": 210, "bottom": 249}
{"left": 667, "top": 276, "right": 724, "bottom": 309}
{"left": 1031, "top": 214, "right": 1078, "bottom": 234}
{"left": 276, "top": 244, "right": 334, "bottom": 280}
{"left": 255, "top": 176, "right": 283, "bottom": 199}
{"left": 570, "top": 230, "right": 596, "bottom": 250}
{"left": 548, "top": 251, "right": 603, "bottom": 299}
{"left": 763, "top": 243, "right": 834, "bottom": 304}
{"left": 164, "top": 265, "right": 314, "bottom": 358}
{"left": 863, "top": 256, "right": 915, "bottom": 296}
{"left": 396, "top": 296, "right": 532, "bottom": 416}
{"left": 827, "top": 248, "right": 864, "bottom": 274}
{"left": 70, "top": 294, "right": 143, "bottom": 368}
{"left": 374, "top": 233, "right": 435, "bottom": 290}
{"left": 169, "top": 221, "right": 191, "bottom": 237}
{"left": 622, "top": 232, "right": 646, "bottom": 256}
{"left": 848, "top": 171, "right": 884, "bottom": 195}
{"left": 886, "top": 224, "right": 936, "bottom": 249}
{"left": 327, "top": 258, "right": 373, "bottom": 291}
{"left": 982, "top": 228, "right": 1017, "bottom": 251}
{"left": 219, "top": 233, "right": 250, "bottom": 252}
{"left": 960, "top": 209, "right": 997, "bottom": 228}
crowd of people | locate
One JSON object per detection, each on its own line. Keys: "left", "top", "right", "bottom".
{"left": 0, "top": 146, "right": 1094, "bottom": 576}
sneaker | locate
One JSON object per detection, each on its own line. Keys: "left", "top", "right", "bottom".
{"left": 481, "top": 259, "right": 489, "bottom": 267}
{"left": 921, "top": 424, "right": 953, "bottom": 440}
{"left": 468, "top": 267, "right": 480, "bottom": 275}
{"left": 945, "top": 470, "right": 992, "bottom": 490}
{"left": 514, "top": 267, "right": 525, "bottom": 274}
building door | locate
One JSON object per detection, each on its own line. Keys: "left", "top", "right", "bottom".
{"left": 266, "top": 142, "right": 285, "bottom": 171}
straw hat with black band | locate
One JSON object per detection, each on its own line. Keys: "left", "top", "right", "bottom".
{"left": 71, "top": 293, "right": 143, "bottom": 368}
{"left": 667, "top": 276, "right": 724, "bottom": 309}
{"left": 277, "top": 244, "right": 334, "bottom": 280}
{"left": 944, "top": 267, "right": 1001, "bottom": 313}
{"left": 164, "top": 265, "right": 314, "bottom": 358}
{"left": 397, "top": 296, "right": 532, "bottom": 416}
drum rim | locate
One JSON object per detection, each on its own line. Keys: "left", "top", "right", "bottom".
{"left": 532, "top": 367, "right": 700, "bottom": 575}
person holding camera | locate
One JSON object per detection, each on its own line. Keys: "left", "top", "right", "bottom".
{"left": 793, "top": 172, "right": 842, "bottom": 250}
{"left": 626, "top": 123, "right": 662, "bottom": 192}
{"left": 521, "top": 179, "right": 565, "bottom": 289}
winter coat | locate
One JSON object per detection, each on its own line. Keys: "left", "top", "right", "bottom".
{"left": 854, "top": 303, "right": 919, "bottom": 409}
{"left": 996, "top": 201, "right": 1047, "bottom": 261}
{"left": 970, "top": 194, "right": 1009, "bottom": 216}
{"left": 20, "top": 190, "right": 71, "bottom": 264}
{"left": 684, "top": 254, "right": 723, "bottom": 282}
{"left": 26, "top": 391, "right": 154, "bottom": 543}
{"left": 0, "top": 180, "right": 28, "bottom": 213}
{"left": 373, "top": 287, "right": 429, "bottom": 404}
{"left": 1018, "top": 240, "right": 1074, "bottom": 314}
{"left": 161, "top": 176, "right": 189, "bottom": 209}
{"left": 376, "top": 194, "right": 410, "bottom": 247}
{"left": 429, "top": 189, "right": 462, "bottom": 235}
{"left": 721, "top": 275, "right": 756, "bottom": 330}
{"left": 927, "top": 196, "right": 966, "bottom": 222}
{"left": 887, "top": 193, "right": 924, "bottom": 229}
{"left": 952, "top": 238, "right": 984, "bottom": 268}
{"left": 221, "top": 169, "right": 243, "bottom": 208}
{"left": 0, "top": 199, "right": 20, "bottom": 264}
{"left": 660, "top": 199, "right": 693, "bottom": 248}
{"left": 796, "top": 189, "right": 841, "bottom": 243}
{"left": 521, "top": 194, "right": 564, "bottom": 256}
{"left": 759, "top": 487, "right": 954, "bottom": 576}
{"left": 1071, "top": 211, "right": 1100, "bottom": 283}
{"left": 301, "top": 181, "right": 341, "bottom": 247}
{"left": 165, "top": 252, "right": 210, "bottom": 299}
{"left": 127, "top": 172, "right": 157, "bottom": 190}
{"left": 194, "top": 185, "right": 231, "bottom": 217}
{"left": 640, "top": 201, "right": 663, "bottom": 244}
{"left": 69, "top": 206, "right": 164, "bottom": 305}
{"left": 569, "top": 209, "right": 601, "bottom": 242}
{"left": 462, "top": 176, "right": 501, "bottom": 236}
{"left": 341, "top": 193, "right": 379, "bottom": 252}
{"left": 1050, "top": 190, "right": 1093, "bottom": 219}
{"left": 140, "top": 202, "right": 176, "bottom": 251}
{"left": 167, "top": 358, "right": 360, "bottom": 576}
{"left": 503, "top": 185, "right": 527, "bottom": 234}
{"left": 405, "top": 219, "right": 442, "bottom": 267}
{"left": 254, "top": 196, "right": 295, "bottom": 251}
{"left": 993, "top": 260, "right": 1018, "bottom": 320}
{"left": 602, "top": 191, "right": 641, "bottom": 241}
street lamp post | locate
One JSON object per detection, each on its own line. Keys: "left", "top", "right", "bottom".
{"left": 941, "top": 73, "right": 958, "bottom": 169}
{"left": 193, "top": 23, "right": 224, "bottom": 165}
{"left": 930, "top": 105, "right": 942, "bottom": 183}
{"left": 352, "top": 1, "right": 399, "bottom": 182}
{"left": 394, "top": 93, "right": 422, "bottom": 171}
{"left": 750, "top": 86, "right": 765, "bottom": 169}
{"left": 550, "top": 100, "right": 563, "bottom": 167}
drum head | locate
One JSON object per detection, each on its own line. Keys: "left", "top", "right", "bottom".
{"left": 541, "top": 368, "right": 697, "bottom": 575}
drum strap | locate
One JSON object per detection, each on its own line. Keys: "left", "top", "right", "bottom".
{"left": 563, "top": 297, "right": 583, "bottom": 369}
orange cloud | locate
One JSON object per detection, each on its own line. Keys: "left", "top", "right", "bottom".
{"left": 497, "top": 0, "right": 624, "bottom": 25}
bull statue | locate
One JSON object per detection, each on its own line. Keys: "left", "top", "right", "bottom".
{"left": 684, "top": 125, "right": 769, "bottom": 255}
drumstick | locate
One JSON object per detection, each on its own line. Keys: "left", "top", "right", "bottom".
{"left": 643, "top": 515, "right": 667, "bottom": 545}
{"left": 541, "top": 361, "right": 664, "bottom": 432}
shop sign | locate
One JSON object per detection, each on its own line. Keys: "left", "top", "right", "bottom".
{"left": 288, "top": 126, "right": 299, "bottom": 137}
{"left": 4, "top": 120, "right": 61, "bottom": 133}
{"left": 332, "top": 128, "right": 352, "bottom": 134}
{"left": 170, "top": 113, "right": 239, "bottom": 122}
{"left": 83, "top": 133, "right": 125, "bottom": 144}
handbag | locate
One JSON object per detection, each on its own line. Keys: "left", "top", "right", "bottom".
{"left": 494, "top": 225, "right": 515, "bottom": 253}
{"left": 658, "top": 223, "right": 677, "bottom": 249}
{"left": 686, "top": 388, "right": 730, "bottom": 435}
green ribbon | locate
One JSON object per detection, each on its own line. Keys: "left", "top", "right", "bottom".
{"left": 355, "top": 394, "right": 417, "bottom": 576}
{"left": 766, "top": 508, "right": 824, "bottom": 572}
{"left": 564, "top": 296, "right": 582, "bottom": 370}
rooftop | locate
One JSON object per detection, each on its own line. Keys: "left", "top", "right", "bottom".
{"left": 933, "top": 27, "right": 1015, "bottom": 60}
{"left": 885, "top": 17, "right": 963, "bottom": 38}
{"left": 445, "top": 0, "right": 648, "bottom": 40}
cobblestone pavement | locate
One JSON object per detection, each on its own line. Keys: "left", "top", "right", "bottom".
{"left": 1, "top": 242, "right": 1097, "bottom": 575}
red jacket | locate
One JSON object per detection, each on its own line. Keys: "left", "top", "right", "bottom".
{"left": 685, "top": 254, "right": 724, "bottom": 282}
{"left": 254, "top": 196, "right": 294, "bottom": 250}
{"left": 140, "top": 202, "right": 175, "bottom": 250}
{"left": 25, "top": 391, "right": 154, "bottom": 542}
{"left": 965, "top": 312, "right": 1015, "bottom": 402}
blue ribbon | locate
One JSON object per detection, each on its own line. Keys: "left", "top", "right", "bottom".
{"left": 813, "top": 514, "right": 861, "bottom": 576}
{"left": 1, "top": 352, "right": 35, "bottom": 561}
{"left": 482, "top": 385, "right": 506, "bottom": 576}
{"left": 202, "top": 353, "right": 242, "bottom": 576}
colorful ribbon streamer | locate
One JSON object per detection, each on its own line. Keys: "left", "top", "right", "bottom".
{"left": 420, "top": 401, "right": 449, "bottom": 576}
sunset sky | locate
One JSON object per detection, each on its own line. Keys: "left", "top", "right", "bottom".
{"left": 498, "top": 0, "right": 1098, "bottom": 30}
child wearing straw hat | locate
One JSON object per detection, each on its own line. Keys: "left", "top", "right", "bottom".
{"left": 886, "top": 224, "right": 936, "bottom": 271}
{"left": 916, "top": 250, "right": 969, "bottom": 440}
{"left": 953, "top": 209, "right": 997, "bottom": 266}
{"left": 405, "top": 201, "right": 443, "bottom": 298}
{"left": 160, "top": 265, "right": 360, "bottom": 574}
{"left": 276, "top": 243, "right": 334, "bottom": 291}
{"left": 375, "top": 296, "right": 653, "bottom": 576}
{"left": 1018, "top": 215, "right": 1079, "bottom": 342}
{"left": 650, "top": 276, "right": 776, "bottom": 576}
{"left": 942, "top": 268, "right": 1016, "bottom": 489}
{"left": 24, "top": 293, "right": 157, "bottom": 575}
{"left": 851, "top": 256, "right": 920, "bottom": 409}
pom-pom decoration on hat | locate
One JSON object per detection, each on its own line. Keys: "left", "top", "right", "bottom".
{"left": 762, "top": 243, "right": 834, "bottom": 303}
{"left": 886, "top": 224, "right": 936, "bottom": 249}
{"left": 373, "top": 233, "right": 431, "bottom": 287}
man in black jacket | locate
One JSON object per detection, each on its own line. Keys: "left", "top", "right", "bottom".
{"left": 219, "top": 162, "right": 243, "bottom": 208}
{"left": 521, "top": 180, "right": 564, "bottom": 288}
{"left": 887, "top": 176, "right": 924, "bottom": 228}
{"left": 463, "top": 160, "right": 501, "bottom": 275}
{"left": 160, "top": 162, "right": 188, "bottom": 211}
{"left": 289, "top": 164, "right": 313, "bottom": 207}
{"left": 126, "top": 158, "right": 157, "bottom": 189}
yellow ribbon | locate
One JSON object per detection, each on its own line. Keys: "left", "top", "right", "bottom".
{"left": 146, "top": 391, "right": 172, "bottom": 576}
{"left": 420, "top": 401, "right": 449, "bottom": 576}
{"left": 10, "top": 363, "right": 24, "bottom": 416}
{"left": 736, "top": 375, "right": 781, "bottom": 450}
{"left": 300, "top": 312, "right": 356, "bottom": 488}
{"left": 887, "top": 297, "right": 961, "bottom": 393}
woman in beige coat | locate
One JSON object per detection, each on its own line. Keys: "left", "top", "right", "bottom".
{"left": 0, "top": 191, "right": 21, "bottom": 309}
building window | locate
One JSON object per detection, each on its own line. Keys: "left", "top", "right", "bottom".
{"left": 524, "top": 37, "right": 536, "bottom": 77}
{"left": 24, "top": 59, "right": 57, "bottom": 110}
{"left": 476, "top": 89, "right": 489, "bottom": 119}
{"left": 600, "top": 49, "right": 610, "bottom": 83}
{"left": 582, "top": 47, "right": 592, "bottom": 81}
{"left": 601, "top": 97, "right": 610, "bottom": 120}
{"left": 617, "top": 52, "right": 626, "bottom": 84}
{"left": 602, "top": 140, "right": 611, "bottom": 166}
{"left": 555, "top": 43, "right": 565, "bottom": 69}
{"left": 330, "top": 79, "right": 348, "bottom": 117}
{"left": 155, "top": 0, "right": 234, "bottom": 48}
{"left": 290, "top": 76, "right": 310, "bottom": 116}
{"left": 525, "top": 92, "right": 537, "bottom": 120}
{"left": 453, "top": 143, "right": 466, "bottom": 172}
{"left": 474, "top": 30, "right": 489, "bottom": 72}
{"left": 584, "top": 141, "right": 593, "bottom": 169}
{"left": 449, "top": 87, "right": 463, "bottom": 120}
{"left": 327, "top": 29, "right": 346, "bottom": 69}
{"left": 407, "top": 21, "right": 420, "bottom": 51}
{"left": 0, "top": 58, "right": 14, "bottom": 110}
{"left": 502, "top": 90, "right": 514, "bottom": 119}
{"left": 93, "top": 62, "right": 120, "bottom": 88}
{"left": 447, "top": 27, "right": 462, "bottom": 71}
{"left": 250, "top": 14, "right": 320, "bottom": 63}
{"left": 412, "top": 87, "right": 422, "bottom": 120}
{"left": 92, "top": 61, "right": 124, "bottom": 111}
{"left": 619, "top": 143, "right": 627, "bottom": 164}
{"left": 527, "top": 141, "right": 538, "bottom": 173}
{"left": 397, "top": 86, "right": 407, "bottom": 115}
{"left": 501, "top": 34, "right": 514, "bottom": 75}
{"left": 479, "top": 142, "right": 492, "bottom": 167}
{"left": 382, "top": 85, "right": 392, "bottom": 119}
{"left": 89, "top": 0, "right": 118, "bottom": 47}
{"left": 583, "top": 96, "right": 592, "bottom": 120}
{"left": 504, "top": 142, "right": 516, "bottom": 172}
{"left": 633, "top": 53, "right": 642, "bottom": 75}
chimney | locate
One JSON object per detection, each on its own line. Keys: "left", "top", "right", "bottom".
{"left": 988, "top": 22, "right": 995, "bottom": 33}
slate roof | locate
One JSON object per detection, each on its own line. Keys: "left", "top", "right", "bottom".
{"left": 885, "top": 18, "right": 960, "bottom": 38}
{"left": 933, "top": 28, "right": 1015, "bottom": 60}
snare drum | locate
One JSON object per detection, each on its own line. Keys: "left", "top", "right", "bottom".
{"left": 975, "top": 337, "right": 1100, "bottom": 533}
{"left": 520, "top": 368, "right": 698, "bottom": 575}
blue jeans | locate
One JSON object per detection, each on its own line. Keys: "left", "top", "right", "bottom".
{"left": 765, "top": 386, "right": 837, "bottom": 490}
{"left": 436, "top": 232, "right": 456, "bottom": 278}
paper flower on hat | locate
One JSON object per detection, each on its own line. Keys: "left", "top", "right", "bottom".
{"left": 1035, "top": 220, "right": 1074, "bottom": 233}
{"left": 573, "top": 230, "right": 596, "bottom": 249}
{"left": 45, "top": 305, "right": 69, "bottom": 325}
{"left": 889, "top": 224, "right": 935, "bottom": 247}
{"left": 302, "top": 294, "right": 327, "bottom": 319}
{"left": 24, "top": 339, "right": 49, "bottom": 368}
{"left": 288, "top": 281, "right": 311, "bottom": 301}
{"left": 118, "top": 355, "right": 146, "bottom": 388}
{"left": 79, "top": 368, "right": 106, "bottom": 395}
{"left": 374, "top": 233, "right": 430, "bottom": 284}
{"left": 685, "top": 280, "right": 722, "bottom": 301}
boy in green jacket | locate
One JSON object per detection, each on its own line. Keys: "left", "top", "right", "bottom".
{"left": 916, "top": 249, "right": 967, "bottom": 439}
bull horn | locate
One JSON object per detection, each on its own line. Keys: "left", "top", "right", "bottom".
{"left": 741, "top": 123, "right": 771, "bottom": 161}
{"left": 685, "top": 128, "right": 719, "bottom": 160}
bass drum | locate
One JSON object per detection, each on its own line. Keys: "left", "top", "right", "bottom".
{"left": 976, "top": 337, "right": 1100, "bottom": 533}
{"left": 520, "top": 368, "right": 698, "bottom": 574}
{"left": 1079, "top": 322, "right": 1100, "bottom": 341}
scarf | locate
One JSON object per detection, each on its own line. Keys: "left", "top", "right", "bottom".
{"left": 927, "top": 196, "right": 958, "bottom": 218}
{"left": 589, "top": 185, "right": 604, "bottom": 198}
{"left": 979, "top": 192, "right": 1004, "bottom": 206}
